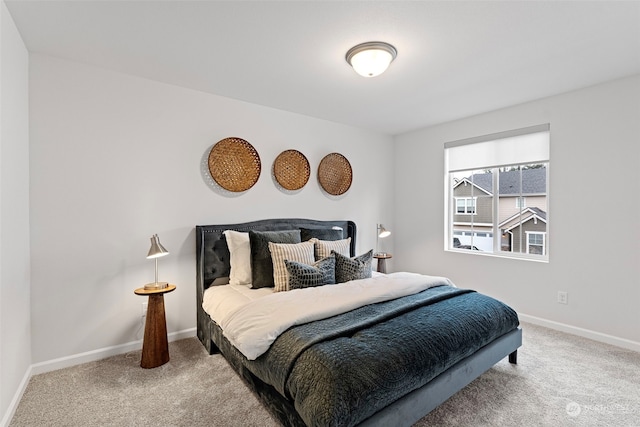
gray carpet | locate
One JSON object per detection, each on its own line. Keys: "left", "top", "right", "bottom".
{"left": 9, "top": 322, "right": 640, "bottom": 426}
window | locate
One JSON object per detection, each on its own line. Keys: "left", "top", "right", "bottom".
{"left": 527, "top": 232, "right": 545, "bottom": 255}
{"left": 456, "top": 197, "right": 476, "bottom": 214}
{"left": 444, "top": 124, "right": 549, "bottom": 261}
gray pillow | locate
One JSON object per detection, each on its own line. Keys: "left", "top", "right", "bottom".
{"left": 333, "top": 249, "right": 373, "bottom": 283}
{"left": 300, "top": 227, "right": 344, "bottom": 242}
{"left": 249, "top": 230, "right": 301, "bottom": 288}
{"left": 285, "top": 255, "right": 336, "bottom": 290}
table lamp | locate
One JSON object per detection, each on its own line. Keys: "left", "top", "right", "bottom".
{"left": 375, "top": 224, "right": 391, "bottom": 256}
{"left": 145, "top": 234, "right": 169, "bottom": 290}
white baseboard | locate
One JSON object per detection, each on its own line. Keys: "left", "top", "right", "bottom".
{"left": 519, "top": 314, "right": 640, "bottom": 353}
{"left": 0, "top": 365, "right": 32, "bottom": 427}
{"left": 30, "top": 327, "right": 196, "bottom": 375}
{"left": 1, "top": 328, "right": 196, "bottom": 427}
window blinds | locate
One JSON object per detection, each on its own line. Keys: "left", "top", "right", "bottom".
{"left": 445, "top": 124, "right": 550, "bottom": 172}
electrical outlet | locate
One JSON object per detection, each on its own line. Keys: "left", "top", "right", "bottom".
{"left": 141, "top": 302, "right": 148, "bottom": 317}
{"left": 557, "top": 291, "right": 568, "bottom": 305}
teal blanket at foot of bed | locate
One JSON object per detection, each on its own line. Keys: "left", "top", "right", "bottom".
{"left": 243, "top": 285, "right": 519, "bottom": 427}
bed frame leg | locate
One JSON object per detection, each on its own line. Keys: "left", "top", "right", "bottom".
{"left": 508, "top": 350, "right": 517, "bottom": 364}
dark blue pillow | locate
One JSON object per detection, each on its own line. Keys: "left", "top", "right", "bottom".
{"left": 285, "top": 255, "right": 336, "bottom": 290}
{"left": 249, "top": 230, "right": 301, "bottom": 288}
{"left": 333, "top": 249, "right": 373, "bottom": 283}
{"left": 300, "top": 227, "right": 344, "bottom": 242}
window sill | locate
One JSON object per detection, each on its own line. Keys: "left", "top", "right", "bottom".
{"left": 446, "top": 248, "right": 549, "bottom": 263}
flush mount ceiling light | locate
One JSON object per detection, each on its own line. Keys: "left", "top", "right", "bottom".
{"left": 345, "top": 41, "right": 397, "bottom": 78}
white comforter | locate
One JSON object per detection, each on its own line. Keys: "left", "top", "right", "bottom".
{"left": 217, "top": 272, "right": 454, "bottom": 360}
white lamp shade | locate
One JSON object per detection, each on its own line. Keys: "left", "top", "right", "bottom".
{"left": 346, "top": 42, "right": 397, "bottom": 78}
{"left": 350, "top": 49, "right": 393, "bottom": 77}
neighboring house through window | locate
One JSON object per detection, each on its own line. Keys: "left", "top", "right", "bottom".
{"left": 456, "top": 197, "right": 476, "bottom": 214}
{"left": 444, "top": 124, "right": 550, "bottom": 260}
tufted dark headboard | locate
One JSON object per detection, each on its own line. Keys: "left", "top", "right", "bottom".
{"left": 195, "top": 218, "right": 356, "bottom": 352}
{"left": 196, "top": 218, "right": 356, "bottom": 290}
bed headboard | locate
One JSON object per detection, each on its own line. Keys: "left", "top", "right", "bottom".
{"left": 196, "top": 218, "right": 356, "bottom": 290}
{"left": 195, "top": 218, "right": 356, "bottom": 352}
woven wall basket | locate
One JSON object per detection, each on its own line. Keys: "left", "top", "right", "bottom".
{"left": 208, "top": 137, "right": 261, "bottom": 192}
{"left": 318, "top": 152, "right": 352, "bottom": 196}
{"left": 273, "top": 149, "right": 310, "bottom": 191}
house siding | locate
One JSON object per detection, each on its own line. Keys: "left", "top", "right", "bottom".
{"left": 453, "top": 182, "right": 487, "bottom": 197}
{"left": 453, "top": 183, "right": 492, "bottom": 223}
{"left": 510, "top": 219, "right": 547, "bottom": 253}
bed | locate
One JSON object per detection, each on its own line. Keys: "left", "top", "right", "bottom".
{"left": 196, "top": 218, "right": 521, "bottom": 427}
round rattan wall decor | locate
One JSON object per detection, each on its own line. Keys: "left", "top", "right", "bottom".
{"left": 208, "top": 137, "right": 261, "bottom": 192}
{"left": 273, "top": 149, "right": 310, "bottom": 191}
{"left": 317, "top": 152, "right": 352, "bottom": 196}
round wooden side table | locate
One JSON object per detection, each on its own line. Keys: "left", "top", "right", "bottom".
{"left": 373, "top": 254, "right": 392, "bottom": 274}
{"left": 134, "top": 284, "right": 176, "bottom": 368}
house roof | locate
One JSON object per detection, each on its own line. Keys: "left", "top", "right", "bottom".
{"left": 527, "top": 207, "right": 547, "bottom": 221}
{"left": 461, "top": 168, "right": 546, "bottom": 196}
{"left": 499, "top": 207, "right": 548, "bottom": 230}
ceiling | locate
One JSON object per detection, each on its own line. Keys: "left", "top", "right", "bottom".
{"left": 5, "top": 0, "right": 640, "bottom": 135}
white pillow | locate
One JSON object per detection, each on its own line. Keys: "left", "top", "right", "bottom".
{"left": 224, "top": 230, "right": 252, "bottom": 286}
{"left": 268, "top": 241, "right": 315, "bottom": 292}
{"left": 311, "top": 237, "right": 351, "bottom": 260}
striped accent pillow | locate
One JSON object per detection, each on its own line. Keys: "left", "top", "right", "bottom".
{"left": 268, "top": 241, "right": 315, "bottom": 292}
{"left": 311, "top": 237, "right": 351, "bottom": 260}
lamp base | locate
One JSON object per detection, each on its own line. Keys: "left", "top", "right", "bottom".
{"left": 144, "top": 281, "right": 169, "bottom": 290}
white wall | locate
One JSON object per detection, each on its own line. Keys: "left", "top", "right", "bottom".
{"left": 28, "top": 54, "right": 394, "bottom": 364}
{"left": 0, "top": 0, "right": 30, "bottom": 422}
{"left": 394, "top": 75, "right": 640, "bottom": 346}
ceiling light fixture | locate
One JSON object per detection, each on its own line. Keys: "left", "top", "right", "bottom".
{"left": 346, "top": 41, "right": 397, "bottom": 78}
